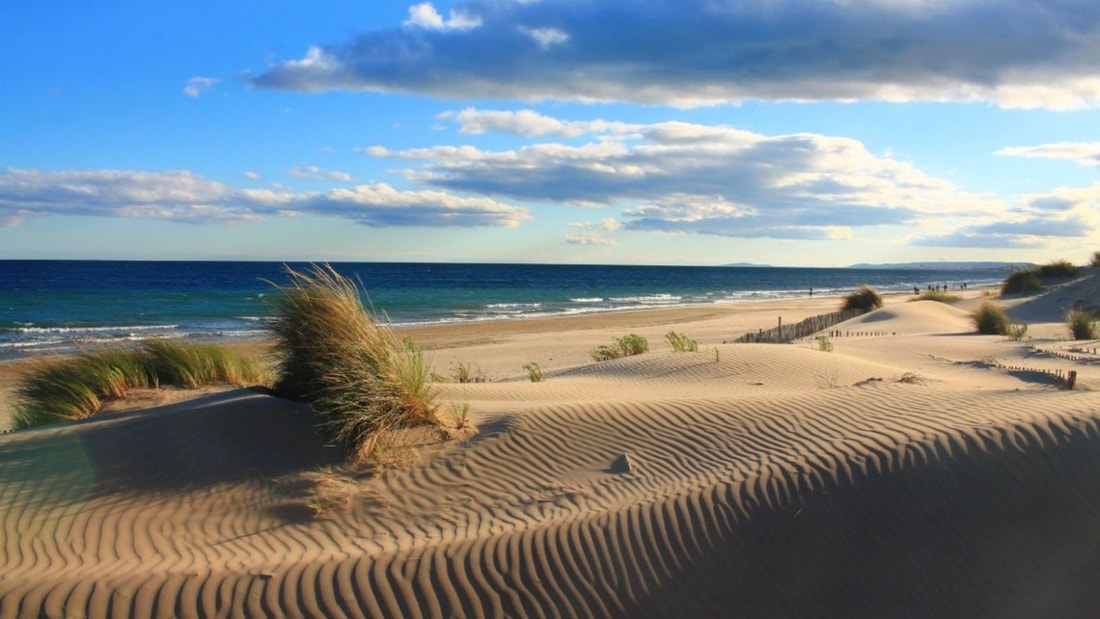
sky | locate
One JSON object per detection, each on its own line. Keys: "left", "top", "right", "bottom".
{"left": 1, "top": 0, "right": 1099, "bottom": 267}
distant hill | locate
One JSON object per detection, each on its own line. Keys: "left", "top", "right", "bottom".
{"left": 722, "top": 262, "right": 773, "bottom": 267}
{"left": 848, "top": 261, "right": 1033, "bottom": 271}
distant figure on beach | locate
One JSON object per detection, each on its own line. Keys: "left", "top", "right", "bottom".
{"left": 809, "top": 287, "right": 813, "bottom": 297}
{"left": 914, "top": 286, "right": 920, "bottom": 295}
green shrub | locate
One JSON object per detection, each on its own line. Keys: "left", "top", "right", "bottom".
{"left": 1000, "top": 269, "right": 1043, "bottom": 296}
{"left": 666, "top": 331, "right": 698, "bottom": 352}
{"left": 268, "top": 264, "right": 439, "bottom": 457}
{"left": 911, "top": 290, "right": 962, "bottom": 304}
{"left": 1037, "top": 260, "right": 1078, "bottom": 278}
{"left": 973, "top": 300, "right": 1011, "bottom": 335}
{"left": 815, "top": 336, "right": 834, "bottom": 352}
{"left": 1068, "top": 309, "right": 1099, "bottom": 340}
{"left": 592, "top": 333, "right": 649, "bottom": 361}
{"left": 522, "top": 362, "right": 542, "bottom": 382}
{"left": 841, "top": 286, "right": 883, "bottom": 312}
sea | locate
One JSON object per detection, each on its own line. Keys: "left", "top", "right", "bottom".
{"left": 0, "top": 260, "right": 1009, "bottom": 359}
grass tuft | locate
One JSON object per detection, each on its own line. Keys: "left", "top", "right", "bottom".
{"left": 910, "top": 290, "right": 962, "bottom": 304}
{"left": 1000, "top": 269, "right": 1043, "bottom": 296}
{"left": 1036, "top": 259, "right": 1078, "bottom": 279}
{"left": 12, "top": 341, "right": 266, "bottom": 431}
{"left": 972, "top": 300, "right": 1010, "bottom": 335}
{"left": 522, "top": 361, "right": 542, "bottom": 382}
{"left": 592, "top": 333, "right": 649, "bottom": 361}
{"left": 268, "top": 264, "right": 440, "bottom": 459}
{"left": 1067, "top": 308, "right": 1099, "bottom": 340}
{"left": 841, "top": 286, "right": 883, "bottom": 312}
{"left": 665, "top": 331, "right": 698, "bottom": 352}
{"left": 815, "top": 335, "right": 834, "bottom": 352}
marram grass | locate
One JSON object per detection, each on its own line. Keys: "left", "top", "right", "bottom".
{"left": 268, "top": 264, "right": 439, "bottom": 459}
{"left": 13, "top": 341, "right": 268, "bottom": 430}
{"left": 841, "top": 286, "right": 883, "bottom": 312}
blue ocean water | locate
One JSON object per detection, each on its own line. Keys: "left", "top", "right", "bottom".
{"left": 0, "top": 260, "right": 1008, "bottom": 358}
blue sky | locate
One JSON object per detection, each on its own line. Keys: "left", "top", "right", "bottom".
{"left": 2, "top": 0, "right": 1098, "bottom": 266}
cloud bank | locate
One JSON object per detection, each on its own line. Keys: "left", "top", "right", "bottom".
{"left": 249, "top": 0, "right": 1100, "bottom": 109}
{"left": 367, "top": 110, "right": 1000, "bottom": 241}
{"left": 0, "top": 168, "right": 530, "bottom": 229}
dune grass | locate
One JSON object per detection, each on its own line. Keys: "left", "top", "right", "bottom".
{"left": 841, "top": 285, "right": 883, "bottom": 312}
{"left": 972, "top": 300, "right": 1011, "bottom": 335}
{"left": 12, "top": 341, "right": 267, "bottom": 430}
{"left": 1036, "top": 259, "right": 1078, "bottom": 279}
{"left": 522, "top": 362, "right": 543, "bottom": 382}
{"left": 592, "top": 333, "right": 649, "bottom": 361}
{"left": 1001, "top": 269, "right": 1044, "bottom": 296}
{"left": 268, "top": 264, "right": 439, "bottom": 459}
{"left": 911, "top": 290, "right": 962, "bottom": 304}
{"left": 666, "top": 331, "right": 698, "bottom": 352}
{"left": 1067, "top": 308, "right": 1099, "bottom": 340}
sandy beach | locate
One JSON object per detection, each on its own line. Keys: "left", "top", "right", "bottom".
{"left": 3, "top": 277, "right": 1100, "bottom": 617}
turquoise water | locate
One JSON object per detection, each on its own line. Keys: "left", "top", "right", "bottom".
{"left": 0, "top": 260, "right": 1007, "bottom": 358}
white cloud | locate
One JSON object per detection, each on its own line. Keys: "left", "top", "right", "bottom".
{"left": 996, "top": 142, "right": 1100, "bottom": 166}
{"left": 244, "top": 171, "right": 262, "bottom": 181}
{"left": 404, "top": 2, "right": 482, "bottom": 30}
{"left": 0, "top": 168, "right": 530, "bottom": 229}
{"left": 566, "top": 233, "right": 616, "bottom": 246}
{"left": 249, "top": 0, "right": 1100, "bottom": 109}
{"left": 363, "top": 114, "right": 1001, "bottom": 240}
{"left": 439, "top": 108, "right": 637, "bottom": 137}
{"left": 183, "top": 77, "right": 219, "bottom": 98}
{"left": 568, "top": 218, "right": 623, "bottom": 232}
{"left": 289, "top": 165, "right": 354, "bottom": 182}
{"left": 519, "top": 26, "right": 568, "bottom": 49}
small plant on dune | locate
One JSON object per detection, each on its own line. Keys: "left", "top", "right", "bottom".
{"left": 841, "top": 285, "right": 883, "bottom": 312}
{"left": 268, "top": 264, "right": 440, "bottom": 458}
{"left": 12, "top": 341, "right": 266, "bottom": 430}
{"left": 972, "top": 300, "right": 1011, "bottom": 335}
{"left": 1006, "top": 323, "right": 1030, "bottom": 342}
{"left": 666, "top": 331, "right": 698, "bottom": 352}
{"left": 911, "top": 290, "right": 962, "bottom": 304}
{"left": 1037, "top": 259, "right": 1078, "bottom": 279}
{"left": 1067, "top": 308, "right": 1100, "bottom": 340}
{"left": 1000, "top": 269, "right": 1043, "bottom": 296}
{"left": 448, "top": 401, "right": 475, "bottom": 432}
{"left": 815, "top": 335, "right": 834, "bottom": 352}
{"left": 592, "top": 333, "right": 649, "bottom": 361}
{"left": 450, "top": 361, "right": 486, "bottom": 384}
{"left": 714, "top": 347, "right": 720, "bottom": 363}
{"left": 522, "top": 361, "right": 543, "bottom": 382}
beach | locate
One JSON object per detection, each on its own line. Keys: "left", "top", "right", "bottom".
{"left": 2, "top": 277, "right": 1100, "bottom": 617}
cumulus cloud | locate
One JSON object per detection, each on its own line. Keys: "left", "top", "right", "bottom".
{"left": 404, "top": 2, "right": 481, "bottom": 30}
{"left": 248, "top": 0, "right": 1100, "bottom": 109}
{"left": 568, "top": 218, "right": 623, "bottom": 232}
{"left": 364, "top": 112, "right": 999, "bottom": 240}
{"left": 438, "top": 108, "right": 637, "bottom": 137}
{"left": 0, "top": 168, "right": 530, "bottom": 229}
{"left": 912, "top": 182, "right": 1100, "bottom": 247}
{"left": 289, "top": 165, "right": 354, "bottom": 182}
{"left": 566, "top": 233, "right": 616, "bottom": 246}
{"left": 183, "top": 77, "right": 220, "bottom": 98}
{"left": 996, "top": 142, "right": 1100, "bottom": 166}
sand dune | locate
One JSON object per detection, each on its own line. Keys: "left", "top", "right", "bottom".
{"left": 3, "top": 286, "right": 1100, "bottom": 617}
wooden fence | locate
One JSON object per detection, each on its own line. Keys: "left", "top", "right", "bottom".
{"left": 729, "top": 308, "right": 868, "bottom": 344}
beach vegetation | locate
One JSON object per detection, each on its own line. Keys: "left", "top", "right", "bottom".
{"left": 815, "top": 335, "right": 834, "bottom": 352}
{"left": 450, "top": 361, "right": 486, "bottom": 384}
{"left": 1000, "top": 269, "right": 1043, "bottom": 296}
{"left": 841, "top": 286, "right": 883, "bottom": 312}
{"left": 522, "top": 361, "right": 543, "bottom": 382}
{"left": 1036, "top": 259, "right": 1078, "bottom": 279}
{"left": 911, "top": 290, "right": 962, "bottom": 304}
{"left": 267, "top": 264, "right": 440, "bottom": 459}
{"left": 1067, "top": 308, "right": 1099, "bottom": 340}
{"left": 665, "top": 331, "right": 698, "bottom": 352}
{"left": 12, "top": 341, "right": 267, "bottom": 430}
{"left": 972, "top": 300, "right": 1011, "bottom": 335}
{"left": 591, "top": 333, "right": 649, "bottom": 361}
{"left": 1006, "top": 323, "right": 1029, "bottom": 341}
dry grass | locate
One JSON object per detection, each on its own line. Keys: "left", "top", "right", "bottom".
{"left": 268, "top": 264, "right": 441, "bottom": 460}
{"left": 973, "top": 300, "right": 1010, "bottom": 335}
{"left": 841, "top": 286, "right": 883, "bottom": 312}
